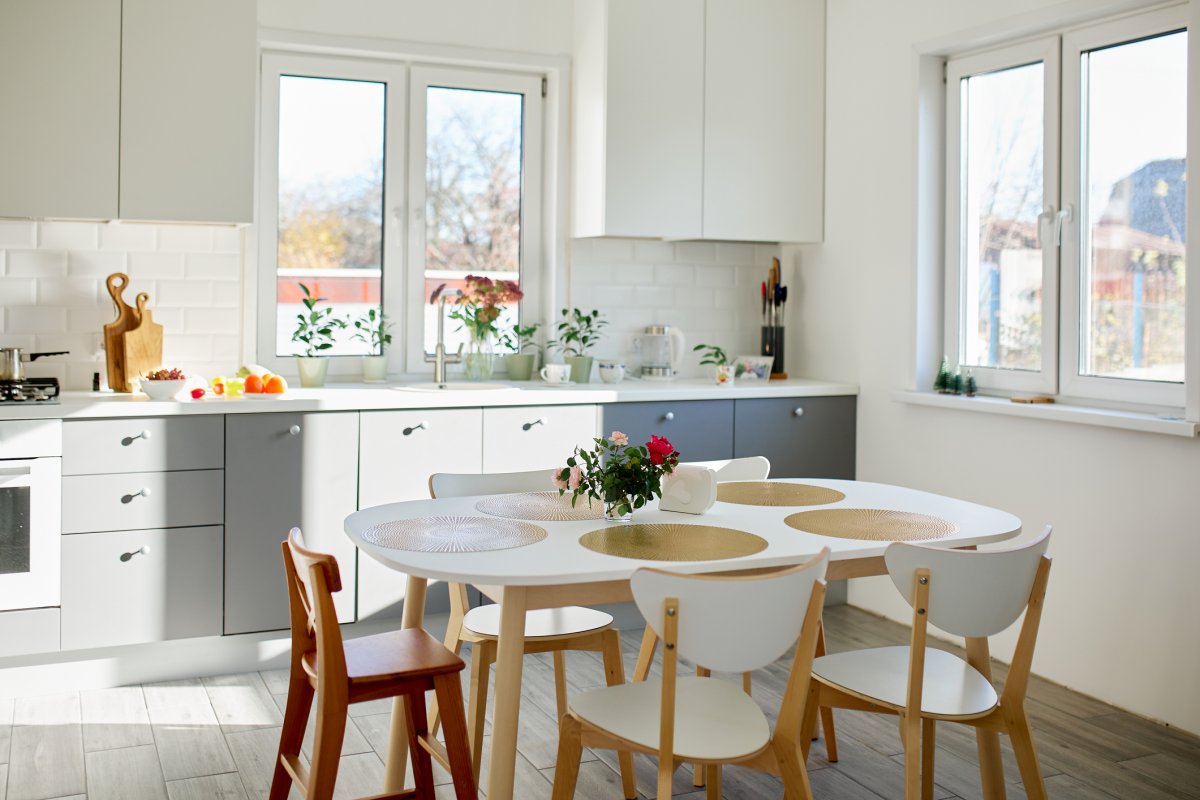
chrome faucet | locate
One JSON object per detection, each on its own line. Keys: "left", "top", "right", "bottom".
{"left": 424, "top": 284, "right": 463, "bottom": 387}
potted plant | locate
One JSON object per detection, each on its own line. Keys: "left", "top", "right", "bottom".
{"left": 351, "top": 307, "right": 393, "bottom": 383}
{"left": 498, "top": 322, "right": 540, "bottom": 381}
{"left": 448, "top": 275, "right": 524, "bottom": 380}
{"left": 694, "top": 343, "right": 734, "bottom": 385}
{"left": 550, "top": 307, "right": 607, "bottom": 384}
{"left": 554, "top": 431, "right": 680, "bottom": 522}
{"left": 292, "top": 282, "right": 346, "bottom": 387}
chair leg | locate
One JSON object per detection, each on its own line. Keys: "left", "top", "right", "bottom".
{"left": 705, "top": 764, "right": 722, "bottom": 800}
{"left": 773, "top": 737, "right": 814, "bottom": 800}
{"left": 815, "top": 620, "right": 839, "bottom": 762}
{"left": 600, "top": 630, "right": 637, "bottom": 800}
{"left": 552, "top": 650, "right": 569, "bottom": 720}
{"left": 900, "top": 713, "right": 922, "bottom": 800}
{"left": 1005, "top": 708, "right": 1047, "bottom": 800}
{"left": 308, "top": 685, "right": 349, "bottom": 800}
{"left": 429, "top": 586, "right": 469, "bottom": 739}
{"left": 656, "top": 756, "right": 675, "bottom": 800}
{"left": 405, "top": 692, "right": 436, "bottom": 798}
{"left": 633, "top": 625, "right": 658, "bottom": 682}
{"left": 693, "top": 665, "right": 712, "bottom": 787}
{"left": 269, "top": 674, "right": 314, "bottom": 800}
{"left": 742, "top": 671, "right": 753, "bottom": 695}
{"left": 467, "top": 640, "right": 494, "bottom": 780}
{"left": 433, "top": 672, "right": 479, "bottom": 800}
{"left": 551, "top": 713, "right": 584, "bottom": 800}
{"left": 921, "top": 718, "right": 935, "bottom": 800}
{"left": 799, "top": 681, "right": 821, "bottom": 761}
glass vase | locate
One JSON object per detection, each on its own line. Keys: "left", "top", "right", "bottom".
{"left": 604, "top": 493, "right": 634, "bottom": 523}
{"left": 462, "top": 332, "right": 495, "bottom": 381}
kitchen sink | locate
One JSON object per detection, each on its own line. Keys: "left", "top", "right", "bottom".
{"left": 396, "top": 382, "right": 519, "bottom": 392}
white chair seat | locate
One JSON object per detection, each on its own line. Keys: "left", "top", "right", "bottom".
{"left": 570, "top": 676, "right": 770, "bottom": 762}
{"left": 462, "top": 604, "right": 613, "bottom": 640}
{"left": 813, "top": 646, "right": 998, "bottom": 719}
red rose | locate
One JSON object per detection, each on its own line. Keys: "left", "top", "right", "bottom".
{"left": 646, "top": 435, "right": 674, "bottom": 465}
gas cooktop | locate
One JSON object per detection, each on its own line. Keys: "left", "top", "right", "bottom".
{"left": 0, "top": 377, "right": 60, "bottom": 404}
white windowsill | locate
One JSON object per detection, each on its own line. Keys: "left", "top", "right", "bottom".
{"left": 893, "top": 391, "right": 1200, "bottom": 438}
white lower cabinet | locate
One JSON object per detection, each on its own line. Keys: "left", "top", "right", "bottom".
{"left": 357, "top": 409, "right": 483, "bottom": 620}
{"left": 61, "top": 469, "right": 223, "bottom": 533}
{"left": 481, "top": 405, "right": 599, "bottom": 473}
{"left": 61, "top": 526, "right": 222, "bottom": 650}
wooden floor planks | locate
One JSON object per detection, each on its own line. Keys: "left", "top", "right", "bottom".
{"left": 0, "top": 604, "right": 1195, "bottom": 799}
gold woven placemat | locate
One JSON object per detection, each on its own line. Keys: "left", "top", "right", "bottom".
{"left": 578, "top": 523, "right": 768, "bottom": 561}
{"left": 361, "top": 516, "right": 547, "bottom": 553}
{"left": 783, "top": 508, "right": 958, "bottom": 541}
{"left": 476, "top": 491, "right": 603, "bottom": 521}
{"left": 717, "top": 481, "right": 846, "bottom": 507}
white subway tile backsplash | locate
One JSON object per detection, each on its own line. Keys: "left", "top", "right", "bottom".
{"left": 157, "top": 224, "right": 215, "bottom": 252}
{"left": 183, "top": 307, "right": 240, "bottom": 333}
{"left": 654, "top": 263, "right": 692, "bottom": 284}
{"left": 156, "top": 279, "right": 213, "bottom": 306}
{"left": 212, "top": 227, "right": 243, "bottom": 254}
{"left": 694, "top": 265, "right": 735, "bottom": 287}
{"left": 99, "top": 222, "right": 157, "bottom": 252}
{"left": 68, "top": 305, "right": 112, "bottom": 334}
{"left": 715, "top": 243, "right": 755, "bottom": 265}
{"left": 7, "top": 306, "right": 67, "bottom": 334}
{"left": 0, "top": 221, "right": 36, "bottom": 248}
{"left": 38, "top": 221, "right": 98, "bottom": 250}
{"left": 7, "top": 249, "right": 67, "bottom": 277}
{"left": 163, "top": 334, "right": 214, "bottom": 362}
{"left": 0, "top": 277, "right": 37, "bottom": 305}
{"left": 674, "top": 241, "right": 715, "bottom": 263}
{"left": 68, "top": 250, "right": 126, "bottom": 278}
{"left": 37, "top": 278, "right": 100, "bottom": 307}
{"left": 185, "top": 253, "right": 239, "bottom": 280}
{"left": 128, "top": 252, "right": 186, "bottom": 279}
{"left": 212, "top": 281, "right": 241, "bottom": 306}
{"left": 633, "top": 240, "right": 675, "bottom": 262}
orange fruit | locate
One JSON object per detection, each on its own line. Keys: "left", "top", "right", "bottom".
{"left": 265, "top": 375, "right": 287, "bottom": 394}
{"left": 244, "top": 373, "right": 264, "bottom": 394}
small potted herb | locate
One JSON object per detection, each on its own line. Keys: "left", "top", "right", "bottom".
{"left": 351, "top": 307, "right": 393, "bottom": 383}
{"left": 694, "top": 343, "right": 733, "bottom": 385}
{"left": 498, "top": 322, "right": 541, "bottom": 381}
{"left": 549, "top": 308, "right": 607, "bottom": 384}
{"left": 292, "top": 283, "right": 346, "bottom": 387}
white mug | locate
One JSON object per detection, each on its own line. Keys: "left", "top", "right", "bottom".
{"left": 540, "top": 363, "right": 571, "bottom": 384}
{"left": 598, "top": 361, "right": 625, "bottom": 383}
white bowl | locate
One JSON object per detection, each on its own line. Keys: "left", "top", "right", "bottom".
{"left": 141, "top": 379, "right": 187, "bottom": 400}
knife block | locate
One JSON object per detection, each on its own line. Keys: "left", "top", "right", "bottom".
{"left": 761, "top": 326, "right": 786, "bottom": 379}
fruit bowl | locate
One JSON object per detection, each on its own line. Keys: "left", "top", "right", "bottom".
{"left": 141, "top": 379, "right": 187, "bottom": 400}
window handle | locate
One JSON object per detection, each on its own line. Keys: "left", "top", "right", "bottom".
{"left": 1054, "top": 205, "right": 1074, "bottom": 247}
{"left": 1037, "top": 206, "right": 1055, "bottom": 248}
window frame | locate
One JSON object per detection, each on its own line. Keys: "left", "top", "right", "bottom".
{"left": 944, "top": 36, "right": 1061, "bottom": 396}
{"left": 1059, "top": 5, "right": 1188, "bottom": 408}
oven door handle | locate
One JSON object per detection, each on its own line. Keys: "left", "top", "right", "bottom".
{"left": 0, "top": 462, "right": 36, "bottom": 487}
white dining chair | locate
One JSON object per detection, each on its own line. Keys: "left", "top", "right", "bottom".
{"left": 685, "top": 455, "right": 771, "bottom": 482}
{"left": 805, "top": 525, "right": 1053, "bottom": 800}
{"left": 427, "top": 469, "right": 634, "bottom": 796}
{"left": 553, "top": 548, "right": 830, "bottom": 800}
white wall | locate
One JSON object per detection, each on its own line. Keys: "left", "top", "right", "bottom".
{"left": 786, "top": 0, "right": 1200, "bottom": 734}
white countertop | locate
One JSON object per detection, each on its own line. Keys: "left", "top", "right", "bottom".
{"left": 0, "top": 377, "right": 857, "bottom": 420}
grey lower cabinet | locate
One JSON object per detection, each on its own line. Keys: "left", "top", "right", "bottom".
{"left": 61, "top": 526, "right": 222, "bottom": 650}
{"left": 224, "top": 412, "right": 359, "bottom": 635}
{"left": 733, "top": 397, "right": 856, "bottom": 478}
{"left": 600, "top": 400, "right": 734, "bottom": 462}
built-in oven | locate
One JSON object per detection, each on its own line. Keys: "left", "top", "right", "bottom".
{"left": 0, "top": 420, "right": 61, "bottom": 611}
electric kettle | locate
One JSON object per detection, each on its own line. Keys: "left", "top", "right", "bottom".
{"left": 634, "top": 325, "right": 686, "bottom": 380}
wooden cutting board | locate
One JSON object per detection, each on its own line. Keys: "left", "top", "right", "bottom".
{"left": 103, "top": 273, "right": 140, "bottom": 392}
{"left": 123, "top": 292, "right": 163, "bottom": 389}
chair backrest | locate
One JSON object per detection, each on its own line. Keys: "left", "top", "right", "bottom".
{"left": 885, "top": 525, "right": 1052, "bottom": 638}
{"left": 429, "top": 468, "right": 554, "bottom": 499}
{"left": 281, "top": 527, "right": 347, "bottom": 680}
{"left": 684, "top": 456, "right": 771, "bottom": 482}
{"left": 631, "top": 548, "right": 829, "bottom": 674}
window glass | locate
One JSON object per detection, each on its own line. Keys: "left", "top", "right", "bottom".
{"left": 422, "top": 86, "right": 524, "bottom": 352}
{"left": 959, "top": 62, "right": 1045, "bottom": 371}
{"left": 1080, "top": 31, "right": 1187, "bottom": 382}
{"left": 276, "top": 76, "right": 385, "bottom": 356}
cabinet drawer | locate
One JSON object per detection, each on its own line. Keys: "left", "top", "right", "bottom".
{"left": 62, "top": 469, "right": 223, "bottom": 533}
{"left": 601, "top": 400, "right": 734, "bottom": 462}
{"left": 359, "top": 409, "right": 484, "bottom": 507}
{"left": 733, "top": 396, "right": 856, "bottom": 478}
{"left": 63, "top": 417, "right": 224, "bottom": 475}
{"left": 482, "top": 405, "right": 598, "bottom": 473}
{"left": 61, "top": 526, "right": 222, "bottom": 650}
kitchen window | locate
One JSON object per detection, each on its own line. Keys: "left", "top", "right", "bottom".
{"left": 257, "top": 52, "right": 544, "bottom": 376}
{"left": 944, "top": 6, "right": 1188, "bottom": 409}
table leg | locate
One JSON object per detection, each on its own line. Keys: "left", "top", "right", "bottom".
{"left": 383, "top": 575, "right": 428, "bottom": 793}
{"left": 965, "top": 636, "right": 1006, "bottom": 800}
{"left": 487, "top": 585, "right": 529, "bottom": 800}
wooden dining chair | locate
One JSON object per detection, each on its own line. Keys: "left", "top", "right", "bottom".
{"left": 271, "top": 528, "right": 477, "bottom": 800}
{"left": 804, "top": 525, "right": 1053, "bottom": 800}
{"left": 553, "top": 548, "right": 830, "bottom": 800}
{"left": 426, "top": 470, "right": 635, "bottom": 796}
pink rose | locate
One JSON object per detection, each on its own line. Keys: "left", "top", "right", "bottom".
{"left": 568, "top": 464, "right": 583, "bottom": 490}
{"left": 551, "top": 469, "right": 568, "bottom": 490}
{"left": 610, "top": 431, "right": 629, "bottom": 446}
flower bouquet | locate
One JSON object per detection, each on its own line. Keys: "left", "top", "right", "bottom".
{"left": 554, "top": 431, "right": 680, "bottom": 522}
{"left": 448, "top": 275, "right": 523, "bottom": 380}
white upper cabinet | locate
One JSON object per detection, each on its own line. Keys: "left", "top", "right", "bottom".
{"left": 0, "top": 0, "right": 254, "bottom": 223}
{"left": 120, "top": 0, "right": 255, "bottom": 223}
{"left": 703, "top": 0, "right": 824, "bottom": 243}
{"left": 0, "top": 0, "right": 121, "bottom": 220}
{"left": 572, "top": 0, "right": 825, "bottom": 243}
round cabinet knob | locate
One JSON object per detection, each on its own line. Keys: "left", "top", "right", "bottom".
{"left": 793, "top": 407, "right": 804, "bottom": 418}
{"left": 663, "top": 411, "right": 675, "bottom": 421}
{"left": 137, "top": 429, "right": 152, "bottom": 440}
{"left": 288, "top": 425, "right": 301, "bottom": 436}
{"left": 137, "top": 545, "right": 151, "bottom": 556}
{"left": 136, "top": 487, "right": 152, "bottom": 498}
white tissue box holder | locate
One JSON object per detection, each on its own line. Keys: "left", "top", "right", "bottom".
{"left": 659, "top": 465, "right": 717, "bottom": 515}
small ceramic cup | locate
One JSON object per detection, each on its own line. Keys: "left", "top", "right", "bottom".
{"left": 540, "top": 363, "right": 571, "bottom": 384}
{"left": 597, "top": 360, "right": 626, "bottom": 383}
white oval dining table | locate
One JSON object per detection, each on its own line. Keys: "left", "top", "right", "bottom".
{"left": 345, "top": 478, "right": 1022, "bottom": 800}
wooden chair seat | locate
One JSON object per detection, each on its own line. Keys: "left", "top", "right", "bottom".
{"left": 462, "top": 605, "right": 613, "bottom": 641}
{"left": 302, "top": 627, "right": 465, "bottom": 687}
{"left": 570, "top": 676, "right": 770, "bottom": 762}
{"left": 813, "top": 646, "right": 997, "bottom": 718}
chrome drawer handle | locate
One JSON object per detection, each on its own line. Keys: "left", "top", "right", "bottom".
{"left": 662, "top": 411, "right": 675, "bottom": 421}
{"left": 136, "top": 487, "right": 152, "bottom": 498}
{"left": 403, "top": 421, "right": 429, "bottom": 436}
{"left": 121, "top": 487, "right": 152, "bottom": 504}
{"left": 522, "top": 417, "right": 547, "bottom": 431}
{"left": 121, "top": 545, "right": 151, "bottom": 562}
{"left": 793, "top": 407, "right": 804, "bottom": 417}
{"left": 121, "top": 429, "right": 153, "bottom": 446}
{"left": 288, "top": 425, "right": 301, "bottom": 436}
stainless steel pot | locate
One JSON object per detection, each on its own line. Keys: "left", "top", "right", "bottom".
{"left": 0, "top": 348, "right": 69, "bottom": 381}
